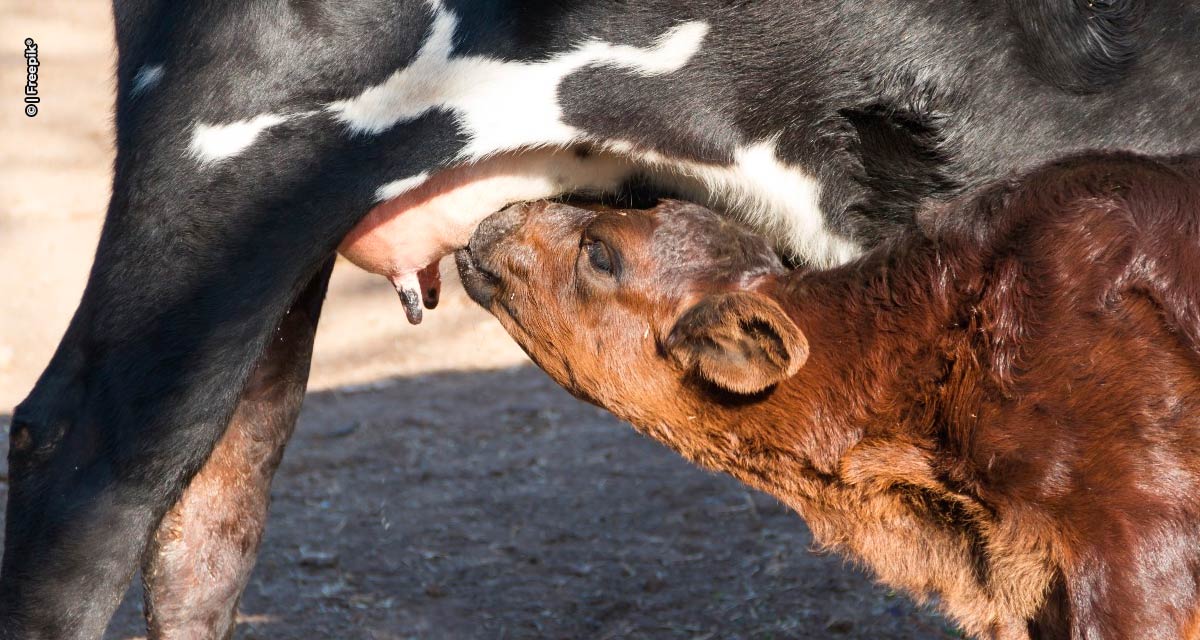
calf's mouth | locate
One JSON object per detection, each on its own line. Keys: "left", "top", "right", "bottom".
{"left": 455, "top": 201, "right": 538, "bottom": 307}
{"left": 454, "top": 246, "right": 499, "bottom": 307}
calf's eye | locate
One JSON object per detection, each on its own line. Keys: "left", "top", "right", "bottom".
{"left": 585, "top": 240, "right": 615, "bottom": 275}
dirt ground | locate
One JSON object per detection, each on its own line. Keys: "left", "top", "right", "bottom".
{"left": 0, "top": 2, "right": 958, "bottom": 638}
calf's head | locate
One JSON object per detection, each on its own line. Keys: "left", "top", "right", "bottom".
{"left": 456, "top": 199, "right": 808, "bottom": 423}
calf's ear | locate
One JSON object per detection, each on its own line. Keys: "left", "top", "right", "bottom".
{"left": 666, "top": 291, "right": 808, "bottom": 395}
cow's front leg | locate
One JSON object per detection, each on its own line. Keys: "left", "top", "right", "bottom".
{"left": 139, "top": 260, "right": 333, "bottom": 640}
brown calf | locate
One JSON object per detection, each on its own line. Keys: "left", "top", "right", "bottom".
{"left": 456, "top": 153, "right": 1200, "bottom": 639}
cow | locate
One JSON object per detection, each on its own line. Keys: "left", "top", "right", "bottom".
{"left": 456, "top": 152, "right": 1200, "bottom": 638}
{"left": 3, "top": 1, "right": 1198, "bottom": 638}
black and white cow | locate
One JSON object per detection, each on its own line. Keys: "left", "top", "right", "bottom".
{"left": 4, "top": 1, "right": 1198, "bottom": 638}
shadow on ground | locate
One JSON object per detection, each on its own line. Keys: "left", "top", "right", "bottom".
{"left": 3, "top": 366, "right": 958, "bottom": 639}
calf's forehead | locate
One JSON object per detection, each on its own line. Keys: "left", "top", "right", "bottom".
{"left": 647, "top": 202, "right": 785, "bottom": 283}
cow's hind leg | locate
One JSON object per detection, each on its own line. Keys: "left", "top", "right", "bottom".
{"left": 140, "top": 259, "right": 334, "bottom": 640}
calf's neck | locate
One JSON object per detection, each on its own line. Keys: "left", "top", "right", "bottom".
{"left": 457, "top": 153, "right": 1200, "bottom": 639}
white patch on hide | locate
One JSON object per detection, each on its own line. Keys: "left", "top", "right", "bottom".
{"left": 131, "top": 64, "right": 164, "bottom": 96}
{"left": 181, "top": 0, "right": 854, "bottom": 268}
{"left": 628, "top": 139, "right": 862, "bottom": 267}
{"left": 189, "top": 114, "right": 289, "bottom": 164}
{"left": 326, "top": 0, "right": 709, "bottom": 159}
{"left": 331, "top": 1, "right": 849, "bottom": 266}
{"left": 375, "top": 173, "right": 431, "bottom": 202}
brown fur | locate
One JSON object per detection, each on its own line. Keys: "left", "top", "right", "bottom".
{"left": 457, "top": 154, "right": 1200, "bottom": 639}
